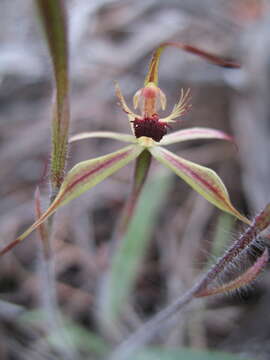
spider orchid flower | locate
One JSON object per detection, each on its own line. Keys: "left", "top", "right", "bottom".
{"left": 0, "top": 42, "right": 250, "bottom": 255}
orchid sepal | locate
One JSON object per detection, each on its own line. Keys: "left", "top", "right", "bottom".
{"left": 149, "top": 146, "right": 250, "bottom": 224}
{"left": 0, "top": 145, "right": 143, "bottom": 255}
{"left": 144, "top": 41, "right": 241, "bottom": 87}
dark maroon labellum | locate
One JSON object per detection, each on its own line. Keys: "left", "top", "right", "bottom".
{"left": 132, "top": 115, "right": 168, "bottom": 142}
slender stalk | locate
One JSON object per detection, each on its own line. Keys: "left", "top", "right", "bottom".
{"left": 117, "top": 150, "right": 152, "bottom": 238}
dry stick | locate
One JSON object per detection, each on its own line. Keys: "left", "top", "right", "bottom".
{"left": 108, "top": 205, "right": 270, "bottom": 360}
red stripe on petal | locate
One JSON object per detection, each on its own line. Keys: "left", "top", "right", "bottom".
{"left": 163, "top": 151, "right": 227, "bottom": 203}
{"left": 63, "top": 149, "right": 132, "bottom": 196}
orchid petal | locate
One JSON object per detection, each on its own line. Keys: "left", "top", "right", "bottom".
{"left": 0, "top": 145, "right": 143, "bottom": 255}
{"left": 150, "top": 146, "right": 250, "bottom": 224}
{"left": 69, "top": 131, "right": 136, "bottom": 144}
{"left": 160, "top": 127, "right": 233, "bottom": 146}
{"left": 114, "top": 82, "right": 139, "bottom": 120}
{"left": 161, "top": 88, "right": 192, "bottom": 123}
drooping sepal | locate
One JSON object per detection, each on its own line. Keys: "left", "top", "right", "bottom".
{"left": 150, "top": 146, "right": 250, "bottom": 224}
{"left": 0, "top": 145, "right": 143, "bottom": 255}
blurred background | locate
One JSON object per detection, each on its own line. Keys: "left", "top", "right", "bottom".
{"left": 0, "top": 0, "right": 270, "bottom": 359}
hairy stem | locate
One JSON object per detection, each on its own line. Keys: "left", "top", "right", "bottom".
{"left": 195, "top": 204, "right": 270, "bottom": 294}
{"left": 37, "top": 0, "right": 70, "bottom": 199}
{"left": 109, "top": 204, "right": 270, "bottom": 360}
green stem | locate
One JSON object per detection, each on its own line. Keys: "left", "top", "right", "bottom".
{"left": 118, "top": 150, "right": 152, "bottom": 237}
{"left": 37, "top": 0, "right": 70, "bottom": 199}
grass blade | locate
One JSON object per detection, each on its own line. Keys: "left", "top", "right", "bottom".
{"left": 100, "top": 170, "right": 172, "bottom": 325}
{"left": 134, "top": 347, "right": 249, "bottom": 360}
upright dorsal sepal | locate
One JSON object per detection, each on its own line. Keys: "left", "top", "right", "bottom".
{"left": 144, "top": 41, "right": 241, "bottom": 87}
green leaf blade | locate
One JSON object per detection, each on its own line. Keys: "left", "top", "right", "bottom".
{"left": 101, "top": 170, "right": 172, "bottom": 325}
{"left": 134, "top": 347, "right": 249, "bottom": 360}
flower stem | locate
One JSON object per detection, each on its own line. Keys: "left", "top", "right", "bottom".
{"left": 117, "top": 150, "right": 152, "bottom": 238}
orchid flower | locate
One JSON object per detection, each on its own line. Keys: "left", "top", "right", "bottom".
{"left": 0, "top": 42, "right": 250, "bottom": 255}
